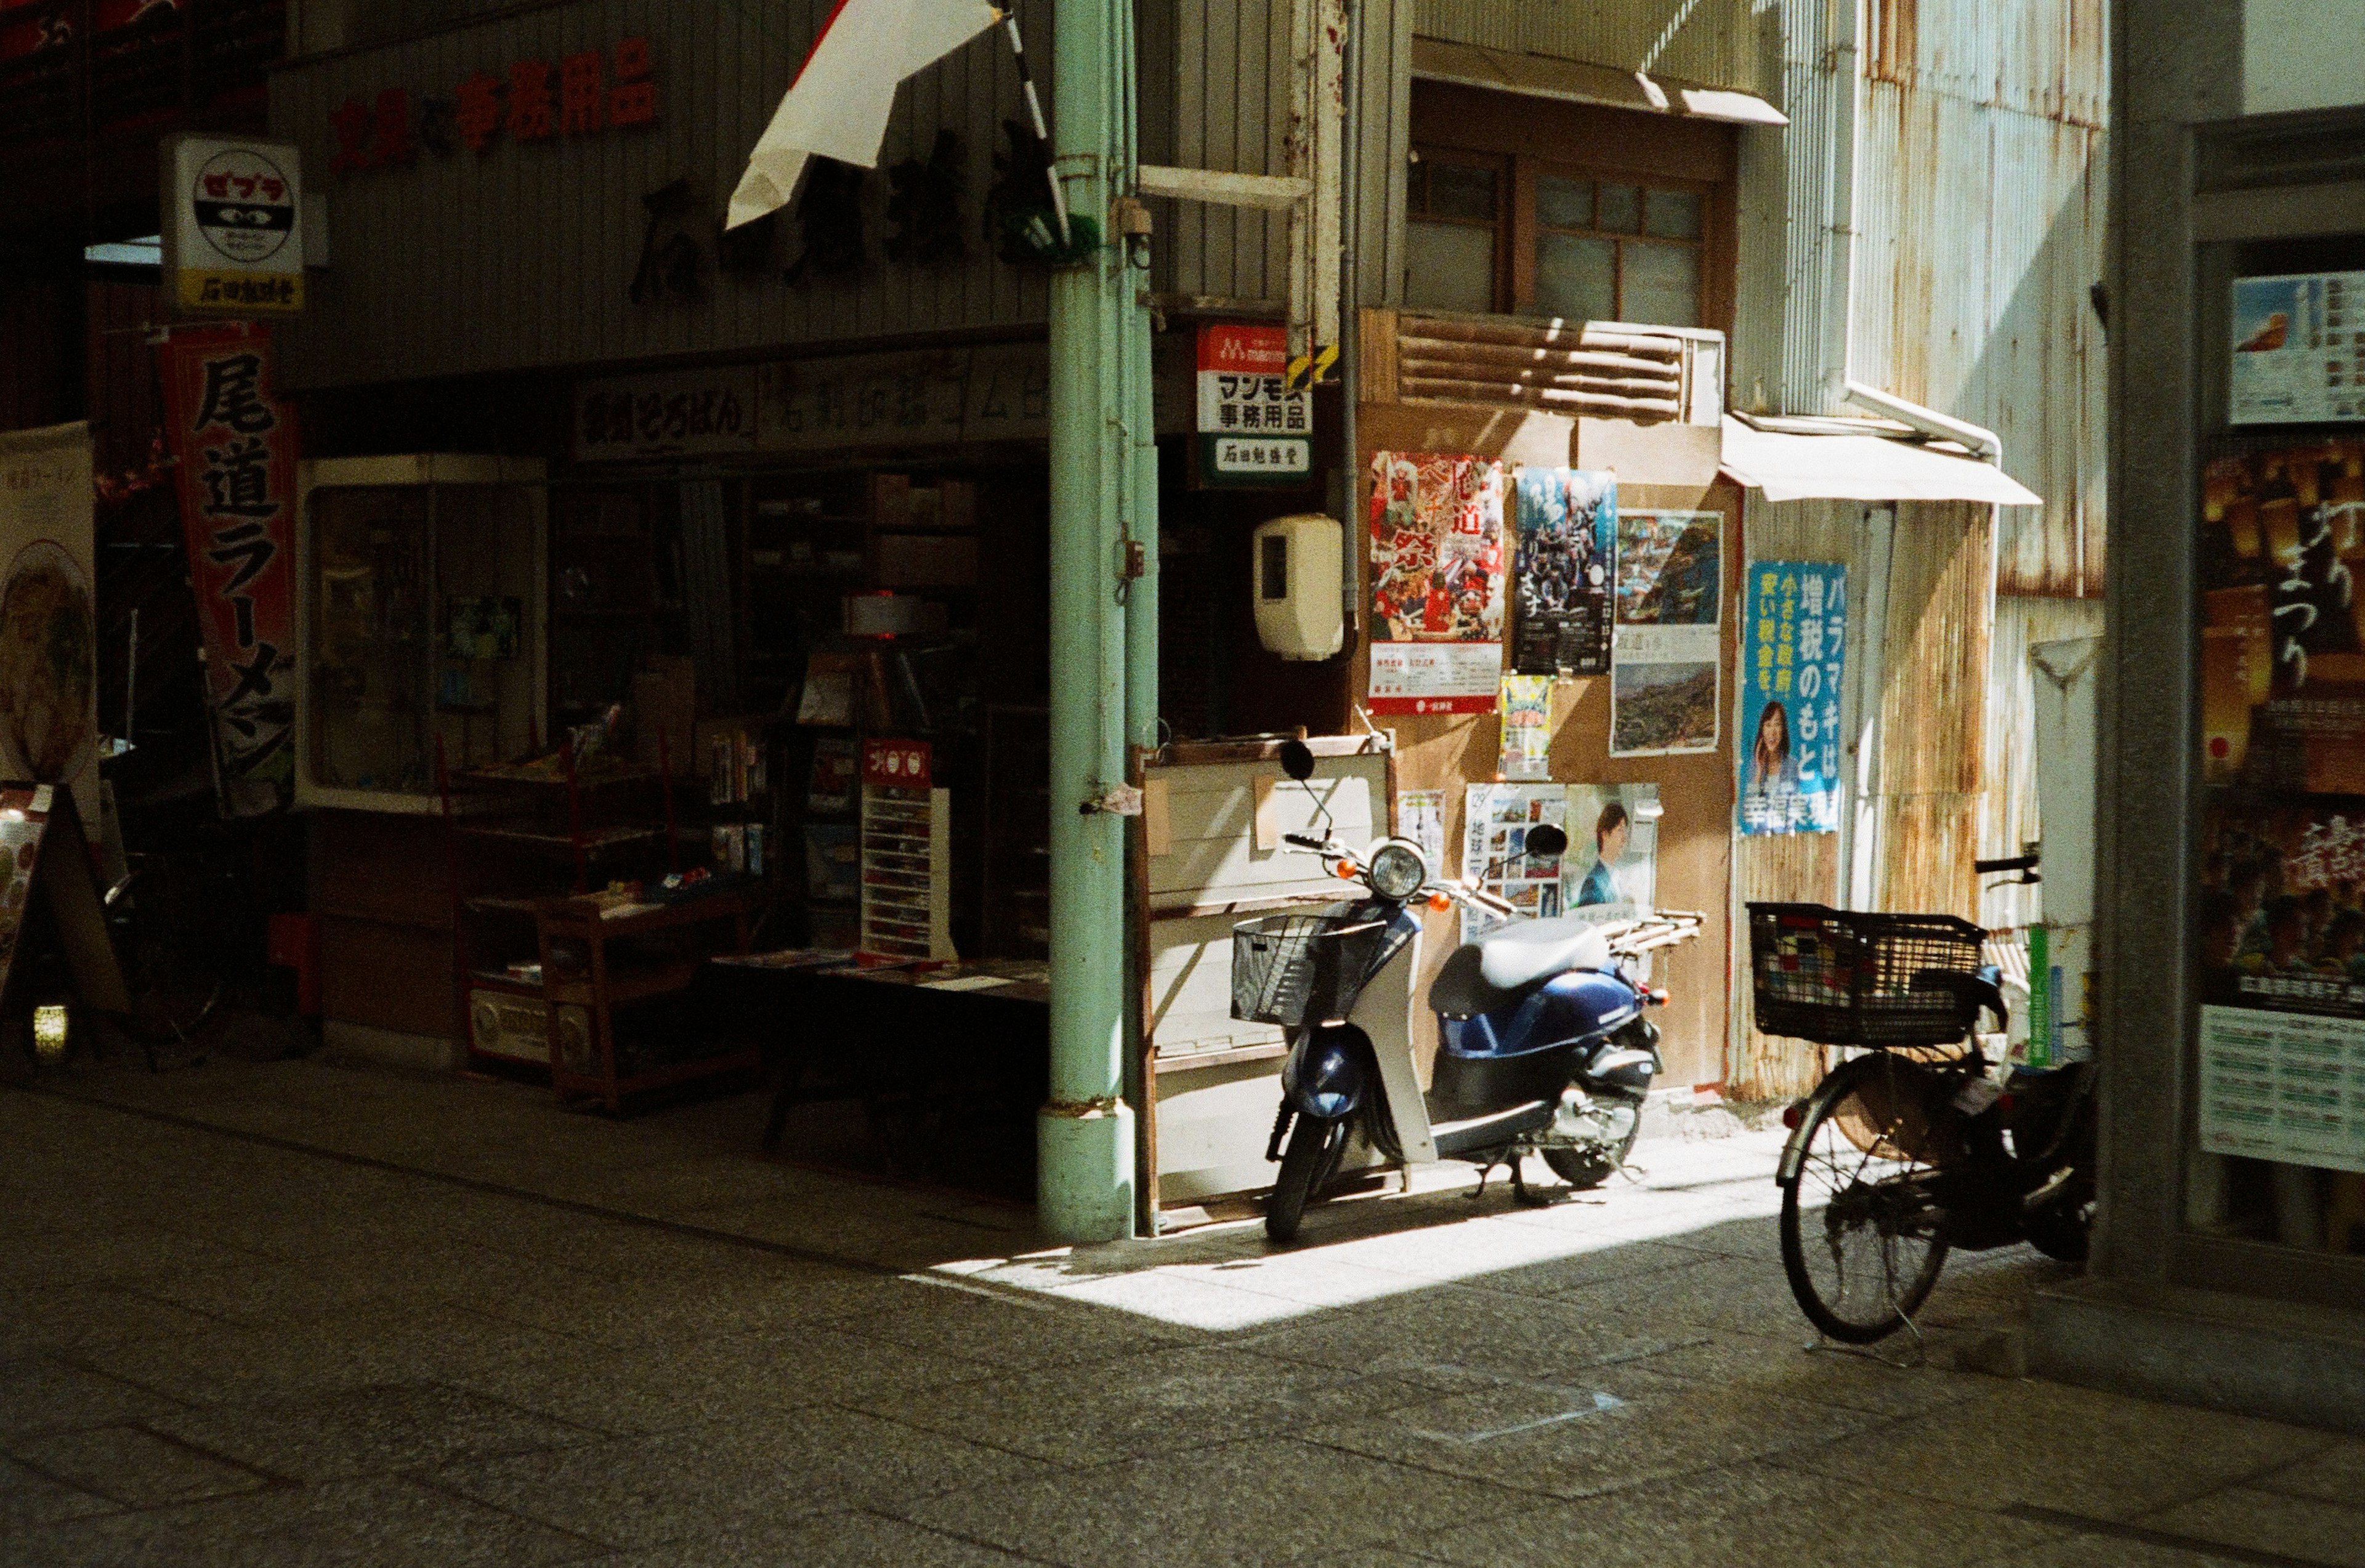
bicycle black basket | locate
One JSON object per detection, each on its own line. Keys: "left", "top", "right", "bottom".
{"left": 1231, "top": 913, "right": 1391, "bottom": 1028}
{"left": 1746, "top": 902, "right": 1987, "bottom": 1048}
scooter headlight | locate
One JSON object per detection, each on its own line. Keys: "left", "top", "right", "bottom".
{"left": 1367, "top": 840, "right": 1428, "bottom": 902}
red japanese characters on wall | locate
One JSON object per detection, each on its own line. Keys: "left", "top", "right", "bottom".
{"left": 329, "top": 36, "right": 658, "bottom": 177}
{"left": 156, "top": 323, "right": 300, "bottom": 817}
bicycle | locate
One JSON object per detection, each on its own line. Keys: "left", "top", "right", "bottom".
{"left": 1748, "top": 853, "right": 2096, "bottom": 1344}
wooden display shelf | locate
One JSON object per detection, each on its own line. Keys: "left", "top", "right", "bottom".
{"left": 546, "top": 957, "right": 706, "bottom": 1007}
{"left": 535, "top": 889, "right": 753, "bottom": 1113}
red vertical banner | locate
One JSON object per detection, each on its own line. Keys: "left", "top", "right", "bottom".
{"left": 156, "top": 322, "right": 301, "bottom": 815}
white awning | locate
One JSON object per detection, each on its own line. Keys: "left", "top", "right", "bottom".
{"left": 1409, "top": 38, "right": 1788, "bottom": 127}
{"left": 1717, "top": 416, "right": 2044, "bottom": 506}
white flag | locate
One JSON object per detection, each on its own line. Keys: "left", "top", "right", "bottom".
{"left": 727, "top": 0, "right": 1002, "bottom": 230}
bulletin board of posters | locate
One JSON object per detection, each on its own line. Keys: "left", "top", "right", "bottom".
{"left": 1367, "top": 451, "right": 1506, "bottom": 714}
{"left": 1610, "top": 510, "right": 1722, "bottom": 756}
{"left": 1738, "top": 562, "right": 1847, "bottom": 836}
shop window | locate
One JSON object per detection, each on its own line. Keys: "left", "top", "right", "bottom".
{"left": 1405, "top": 153, "right": 1501, "bottom": 315}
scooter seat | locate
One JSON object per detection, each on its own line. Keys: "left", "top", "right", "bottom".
{"left": 1477, "top": 916, "right": 1612, "bottom": 992}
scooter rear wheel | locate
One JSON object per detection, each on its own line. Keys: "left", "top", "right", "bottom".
{"left": 1542, "top": 1088, "right": 1646, "bottom": 1190}
{"left": 1266, "top": 1115, "right": 1346, "bottom": 1243}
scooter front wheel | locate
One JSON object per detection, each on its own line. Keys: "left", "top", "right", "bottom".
{"left": 1266, "top": 1115, "right": 1346, "bottom": 1243}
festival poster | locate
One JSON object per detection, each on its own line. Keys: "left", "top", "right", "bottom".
{"left": 1610, "top": 509, "right": 1722, "bottom": 757}
{"left": 1497, "top": 674, "right": 1552, "bottom": 781}
{"left": 0, "top": 424, "right": 99, "bottom": 841}
{"left": 1738, "top": 562, "right": 1847, "bottom": 836}
{"left": 157, "top": 322, "right": 300, "bottom": 817}
{"left": 1367, "top": 451, "right": 1505, "bottom": 714}
{"left": 2199, "top": 440, "right": 2365, "bottom": 791}
{"left": 1511, "top": 468, "right": 1615, "bottom": 676}
{"left": 2197, "top": 793, "right": 2365, "bottom": 1022}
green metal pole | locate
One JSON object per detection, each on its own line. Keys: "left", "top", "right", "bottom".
{"left": 1118, "top": 0, "right": 1159, "bottom": 759}
{"left": 1041, "top": 0, "right": 1139, "bottom": 1242}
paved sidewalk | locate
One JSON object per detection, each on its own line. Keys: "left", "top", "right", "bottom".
{"left": 2, "top": 1054, "right": 2356, "bottom": 1567}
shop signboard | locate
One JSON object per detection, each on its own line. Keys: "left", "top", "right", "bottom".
{"left": 574, "top": 367, "right": 761, "bottom": 460}
{"left": 2231, "top": 270, "right": 2365, "bottom": 426}
{"left": 1511, "top": 468, "right": 1615, "bottom": 676}
{"left": 159, "top": 134, "right": 305, "bottom": 315}
{"left": 1737, "top": 561, "right": 1846, "bottom": 835}
{"left": 1609, "top": 510, "right": 1721, "bottom": 757}
{"left": 1195, "top": 324, "right": 1310, "bottom": 487}
{"left": 1367, "top": 451, "right": 1505, "bottom": 714}
{"left": 862, "top": 737, "right": 933, "bottom": 790}
{"left": 756, "top": 345, "right": 1049, "bottom": 453}
{"left": 0, "top": 426, "right": 99, "bottom": 840}
{"left": 322, "top": 36, "right": 660, "bottom": 177}
{"left": 156, "top": 324, "right": 301, "bottom": 817}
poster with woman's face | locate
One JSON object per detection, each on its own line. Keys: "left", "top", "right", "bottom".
{"left": 1457, "top": 782, "right": 1659, "bottom": 942}
{"left": 1565, "top": 783, "right": 1659, "bottom": 923}
{"left": 1737, "top": 562, "right": 1846, "bottom": 835}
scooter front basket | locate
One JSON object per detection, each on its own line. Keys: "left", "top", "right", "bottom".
{"left": 1231, "top": 913, "right": 1391, "bottom": 1027}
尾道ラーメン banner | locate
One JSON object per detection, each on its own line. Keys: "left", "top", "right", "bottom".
{"left": 158, "top": 322, "right": 299, "bottom": 815}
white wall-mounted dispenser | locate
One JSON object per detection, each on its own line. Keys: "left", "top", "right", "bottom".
{"left": 1251, "top": 514, "right": 1344, "bottom": 660}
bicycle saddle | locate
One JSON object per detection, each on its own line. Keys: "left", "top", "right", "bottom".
{"left": 1477, "top": 916, "right": 1612, "bottom": 991}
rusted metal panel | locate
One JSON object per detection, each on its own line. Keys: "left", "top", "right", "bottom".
{"left": 1872, "top": 501, "right": 1993, "bottom": 918}
{"left": 1409, "top": 0, "right": 1771, "bottom": 98}
{"left": 268, "top": 0, "right": 1060, "bottom": 390}
{"left": 1979, "top": 594, "right": 2103, "bottom": 934}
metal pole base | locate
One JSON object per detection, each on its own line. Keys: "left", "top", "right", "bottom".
{"left": 1037, "top": 1098, "right": 1138, "bottom": 1243}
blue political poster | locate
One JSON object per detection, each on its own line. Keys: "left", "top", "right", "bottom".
{"left": 1738, "top": 562, "right": 1846, "bottom": 836}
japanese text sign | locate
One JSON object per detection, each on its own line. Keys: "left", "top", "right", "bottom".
{"left": 156, "top": 324, "right": 299, "bottom": 816}
{"left": 161, "top": 134, "right": 305, "bottom": 315}
{"left": 1196, "top": 323, "right": 1310, "bottom": 488}
{"left": 328, "top": 36, "right": 657, "bottom": 178}
{"left": 1737, "top": 561, "right": 1846, "bottom": 836}
{"left": 862, "top": 738, "right": 933, "bottom": 791}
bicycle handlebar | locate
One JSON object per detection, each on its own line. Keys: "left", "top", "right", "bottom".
{"left": 1973, "top": 853, "right": 2040, "bottom": 874}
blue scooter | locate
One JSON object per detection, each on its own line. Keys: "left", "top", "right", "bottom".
{"left": 1235, "top": 741, "right": 1700, "bottom": 1242}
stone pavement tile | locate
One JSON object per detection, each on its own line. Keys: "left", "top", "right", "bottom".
{"left": 0, "top": 1452, "right": 118, "bottom": 1532}
{"left": 654, "top": 1320, "right": 1008, "bottom": 1414}
{"left": 2251, "top": 1436, "right": 2365, "bottom": 1505}
{"left": 71, "top": 1301, "right": 578, "bottom": 1409}
{"left": 0, "top": 1354, "right": 190, "bottom": 1440}
{"left": 895, "top": 1436, "right": 1530, "bottom": 1568}
{"left": 147, "top": 1381, "right": 602, "bottom": 1482}
{"left": 850, "top": 1346, "right": 1439, "bottom": 1466}
{"left": 126, "top": 1248, "right": 514, "bottom": 1329}
{"left": 1605, "top": 1325, "right": 2001, "bottom": 1419}
{"left": 1551, "top": 1252, "right": 1817, "bottom": 1339}
{"left": 1026, "top": 1266, "right": 1346, "bottom": 1332}
{"left": 1984, "top": 1536, "right": 2254, "bottom": 1567}
{"left": 825, "top": 1278, "right": 1204, "bottom": 1368}
{"left": 1131, "top": 1250, "right": 1437, "bottom": 1314}
{"left": 1408, "top": 1457, "right": 2063, "bottom": 1568}
{"left": 591, "top": 1508, "right": 1049, "bottom": 1567}
{"left": 1229, "top": 1282, "right": 1684, "bottom": 1386}
{"left": 6, "top": 1423, "right": 272, "bottom": 1508}
{"left": 427, "top": 1408, "right": 1055, "bottom": 1551}
{"left": 1, "top": 1219, "right": 270, "bottom": 1291}
{"left": 2143, "top": 1487, "right": 2365, "bottom": 1568}
{"left": 0, "top": 1282, "right": 232, "bottom": 1357}
{"left": 1302, "top": 1368, "right": 1886, "bottom": 1503}
{"left": 455, "top": 1256, "right": 918, "bottom": 1349}
{"left": 0, "top": 1474, "right": 607, "bottom": 1568}
{"left": 1294, "top": 1214, "right": 1707, "bottom": 1298}
{"left": 1770, "top": 1378, "right": 2335, "bottom": 1521}
{"left": 693, "top": 1200, "right": 1040, "bottom": 1272}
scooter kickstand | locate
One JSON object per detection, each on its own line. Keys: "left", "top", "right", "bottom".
{"left": 1508, "top": 1155, "right": 1551, "bottom": 1206}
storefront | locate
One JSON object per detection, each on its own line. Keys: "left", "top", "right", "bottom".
{"left": 2031, "top": 0, "right": 2365, "bottom": 1432}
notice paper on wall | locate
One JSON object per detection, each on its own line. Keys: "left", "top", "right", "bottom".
{"left": 1367, "top": 451, "right": 1505, "bottom": 714}
{"left": 2199, "top": 1003, "right": 2365, "bottom": 1173}
{"left": 1397, "top": 788, "right": 1445, "bottom": 879}
{"left": 2230, "top": 271, "right": 2365, "bottom": 426}
{"left": 1611, "top": 510, "right": 1721, "bottom": 757}
{"left": 1497, "top": 674, "right": 1553, "bottom": 780}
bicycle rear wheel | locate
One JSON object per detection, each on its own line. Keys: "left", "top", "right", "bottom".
{"left": 1779, "top": 1051, "right": 1956, "bottom": 1343}
{"left": 109, "top": 862, "right": 226, "bottom": 1056}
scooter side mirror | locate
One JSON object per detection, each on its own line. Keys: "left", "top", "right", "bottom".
{"left": 1525, "top": 823, "right": 1569, "bottom": 859}
{"left": 1277, "top": 738, "right": 1316, "bottom": 782}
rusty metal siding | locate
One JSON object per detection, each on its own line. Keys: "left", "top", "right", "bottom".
{"left": 269, "top": 0, "right": 1058, "bottom": 390}
{"left": 1850, "top": 0, "right": 2108, "bottom": 596}
{"left": 1408, "top": 0, "right": 1770, "bottom": 96}
{"left": 1875, "top": 499, "right": 1994, "bottom": 918}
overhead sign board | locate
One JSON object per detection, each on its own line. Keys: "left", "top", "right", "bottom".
{"left": 1195, "top": 323, "right": 1310, "bottom": 487}
{"left": 161, "top": 134, "right": 306, "bottom": 315}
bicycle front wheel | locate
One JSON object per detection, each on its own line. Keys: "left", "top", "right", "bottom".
{"left": 1779, "top": 1051, "right": 1955, "bottom": 1343}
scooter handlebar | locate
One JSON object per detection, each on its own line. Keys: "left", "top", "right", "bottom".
{"left": 1283, "top": 833, "right": 1330, "bottom": 851}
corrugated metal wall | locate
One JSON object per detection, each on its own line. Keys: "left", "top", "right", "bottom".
{"left": 1979, "top": 592, "right": 2104, "bottom": 933}
{"left": 1850, "top": 0, "right": 2107, "bottom": 596}
{"left": 270, "top": 0, "right": 1059, "bottom": 390}
{"left": 1407, "top": 0, "right": 1771, "bottom": 95}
